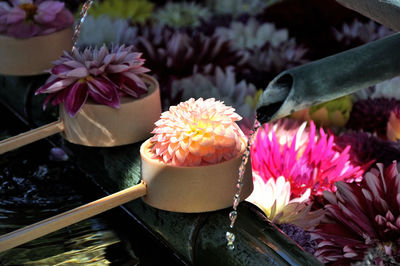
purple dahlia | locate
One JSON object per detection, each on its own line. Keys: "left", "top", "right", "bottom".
{"left": 335, "top": 131, "right": 400, "bottom": 168}
{"left": 312, "top": 162, "right": 400, "bottom": 264}
{"left": 347, "top": 98, "right": 400, "bottom": 139}
{"left": 333, "top": 20, "right": 394, "bottom": 47}
{"left": 0, "top": 0, "right": 74, "bottom": 38}
{"left": 36, "top": 45, "right": 150, "bottom": 117}
{"left": 130, "top": 24, "right": 247, "bottom": 97}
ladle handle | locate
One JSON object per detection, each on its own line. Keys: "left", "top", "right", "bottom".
{"left": 0, "top": 181, "right": 147, "bottom": 253}
{"left": 0, "top": 120, "right": 64, "bottom": 155}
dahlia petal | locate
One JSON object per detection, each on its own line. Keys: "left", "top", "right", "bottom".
{"left": 174, "top": 148, "right": 188, "bottom": 163}
{"left": 199, "top": 133, "right": 214, "bottom": 146}
{"left": 66, "top": 67, "right": 89, "bottom": 78}
{"left": 51, "top": 64, "right": 72, "bottom": 75}
{"left": 36, "top": 78, "right": 76, "bottom": 94}
{"left": 386, "top": 221, "right": 398, "bottom": 230}
{"left": 375, "top": 215, "right": 386, "bottom": 225}
{"left": 123, "top": 72, "right": 147, "bottom": 90}
{"left": 65, "top": 82, "right": 88, "bottom": 117}
{"left": 107, "top": 64, "right": 131, "bottom": 73}
{"left": 7, "top": 21, "right": 39, "bottom": 38}
{"left": 386, "top": 210, "right": 395, "bottom": 222}
{"left": 35, "top": 1, "right": 65, "bottom": 23}
{"left": 117, "top": 76, "right": 148, "bottom": 98}
{"left": 87, "top": 77, "right": 119, "bottom": 104}
{"left": 6, "top": 7, "right": 25, "bottom": 24}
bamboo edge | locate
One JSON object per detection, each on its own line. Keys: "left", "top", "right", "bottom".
{"left": 0, "top": 120, "right": 64, "bottom": 155}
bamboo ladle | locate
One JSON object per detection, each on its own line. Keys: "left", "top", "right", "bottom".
{"left": 0, "top": 137, "right": 253, "bottom": 253}
{"left": 0, "top": 74, "right": 161, "bottom": 154}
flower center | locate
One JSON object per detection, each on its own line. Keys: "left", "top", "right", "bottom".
{"left": 19, "top": 3, "right": 38, "bottom": 21}
{"left": 78, "top": 76, "right": 93, "bottom": 84}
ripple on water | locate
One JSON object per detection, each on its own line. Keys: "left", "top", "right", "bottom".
{"left": 0, "top": 143, "right": 140, "bottom": 265}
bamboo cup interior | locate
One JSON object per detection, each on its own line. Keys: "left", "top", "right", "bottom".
{"left": 60, "top": 74, "right": 161, "bottom": 147}
{"left": 140, "top": 138, "right": 254, "bottom": 213}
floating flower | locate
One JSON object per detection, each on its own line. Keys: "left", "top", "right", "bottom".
{"left": 333, "top": 19, "right": 394, "bottom": 47}
{"left": 354, "top": 76, "right": 400, "bottom": 101}
{"left": 132, "top": 26, "right": 247, "bottom": 81}
{"left": 205, "top": 0, "right": 268, "bottom": 16}
{"left": 150, "top": 98, "right": 245, "bottom": 166}
{"left": 0, "top": 0, "right": 74, "bottom": 38}
{"left": 387, "top": 109, "right": 400, "bottom": 142}
{"left": 241, "top": 38, "right": 308, "bottom": 89}
{"left": 247, "top": 174, "right": 324, "bottom": 229}
{"left": 215, "top": 18, "right": 288, "bottom": 50}
{"left": 373, "top": 76, "right": 400, "bottom": 100}
{"left": 347, "top": 98, "right": 400, "bottom": 138}
{"left": 291, "top": 96, "right": 352, "bottom": 128}
{"left": 335, "top": 131, "right": 400, "bottom": 168}
{"left": 77, "top": 15, "right": 136, "bottom": 47}
{"left": 278, "top": 223, "right": 317, "bottom": 254}
{"left": 311, "top": 162, "right": 400, "bottom": 264}
{"left": 88, "top": 0, "right": 153, "bottom": 24}
{"left": 154, "top": 2, "right": 211, "bottom": 28}
{"left": 36, "top": 45, "right": 150, "bottom": 117}
{"left": 170, "top": 67, "right": 258, "bottom": 119}
{"left": 129, "top": 25, "right": 247, "bottom": 106}
{"left": 251, "top": 120, "right": 366, "bottom": 197}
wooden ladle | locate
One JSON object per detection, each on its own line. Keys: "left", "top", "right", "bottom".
{"left": 0, "top": 137, "right": 253, "bottom": 252}
{"left": 0, "top": 74, "right": 161, "bottom": 154}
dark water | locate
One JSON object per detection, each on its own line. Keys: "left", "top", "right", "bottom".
{"left": 0, "top": 140, "right": 141, "bottom": 265}
{"left": 0, "top": 105, "right": 183, "bottom": 265}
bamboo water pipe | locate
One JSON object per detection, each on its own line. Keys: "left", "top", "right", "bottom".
{"left": 256, "top": 33, "right": 400, "bottom": 124}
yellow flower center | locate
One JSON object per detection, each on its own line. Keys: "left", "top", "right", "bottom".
{"left": 19, "top": 3, "right": 38, "bottom": 21}
{"left": 78, "top": 76, "right": 93, "bottom": 84}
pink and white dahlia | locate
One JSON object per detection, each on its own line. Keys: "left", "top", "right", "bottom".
{"left": 247, "top": 174, "right": 324, "bottom": 229}
{"left": 0, "top": 0, "right": 74, "bottom": 38}
{"left": 150, "top": 98, "right": 245, "bottom": 166}
{"left": 251, "top": 120, "right": 366, "bottom": 197}
{"left": 36, "top": 45, "right": 150, "bottom": 117}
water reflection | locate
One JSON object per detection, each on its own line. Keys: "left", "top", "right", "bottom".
{"left": 0, "top": 138, "right": 139, "bottom": 265}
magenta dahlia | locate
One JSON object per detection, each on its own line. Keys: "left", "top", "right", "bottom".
{"left": 36, "top": 45, "right": 150, "bottom": 117}
{"left": 312, "top": 162, "right": 400, "bottom": 264}
{"left": 0, "top": 0, "right": 74, "bottom": 38}
{"left": 251, "top": 119, "right": 366, "bottom": 197}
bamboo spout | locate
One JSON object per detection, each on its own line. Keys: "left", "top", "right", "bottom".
{"left": 256, "top": 33, "right": 400, "bottom": 124}
{"left": 336, "top": 0, "right": 400, "bottom": 32}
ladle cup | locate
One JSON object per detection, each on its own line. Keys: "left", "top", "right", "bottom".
{"left": 0, "top": 74, "right": 161, "bottom": 154}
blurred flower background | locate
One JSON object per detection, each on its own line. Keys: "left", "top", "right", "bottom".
{"left": 5, "top": 0, "right": 400, "bottom": 264}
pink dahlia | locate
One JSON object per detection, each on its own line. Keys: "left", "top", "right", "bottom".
{"left": 312, "top": 162, "right": 400, "bottom": 264}
{"left": 36, "top": 45, "right": 150, "bottom": 117}
{"left": 150, "top": 98, "right": 245, "bottom": 166}
{"left": 0, "top": 0, "right": 74, "bottom": 38}
{"left": 251, "top": 120, "right": 366, "bottom": 197}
